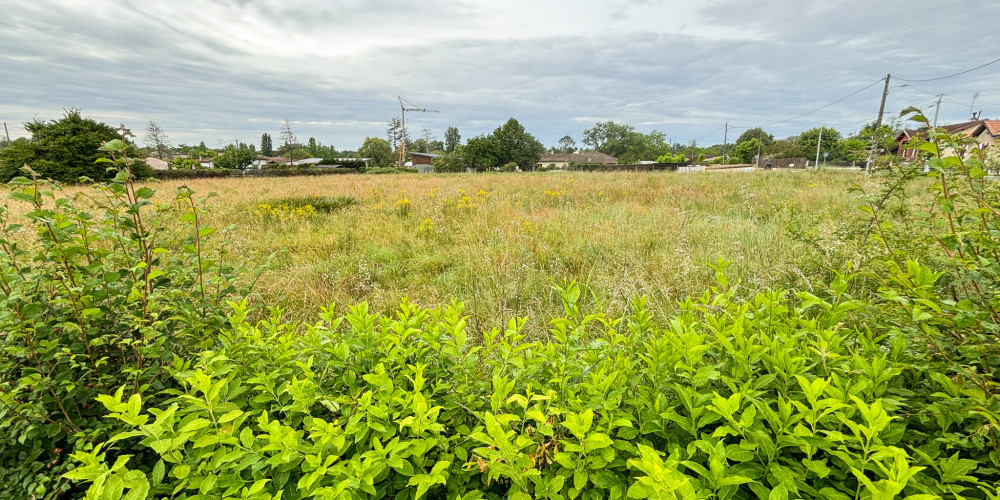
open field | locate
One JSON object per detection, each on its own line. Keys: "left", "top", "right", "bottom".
{"left": 140, "top": 170, "right": 880, "bottom": 330}
{"left": 7, "top": 154, "right": 1000, "bottom": 498}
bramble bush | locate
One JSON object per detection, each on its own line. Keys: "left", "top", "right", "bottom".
{"left": 0, "top": 140, "right": 259, "bottom": 498}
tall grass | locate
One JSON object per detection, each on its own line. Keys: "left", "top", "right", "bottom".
{"left": 134, "top": 170, "right": 881, "bottom": 331}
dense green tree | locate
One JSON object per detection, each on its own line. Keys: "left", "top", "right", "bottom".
{"left": 491, "top": 118, "right": 545, "bottom": 168}
{"left": 432, "top": 145, "right": 465, "bottom": 172}
{"left": 461, "top": 118, "right": 544, "bottom": 171}
{"left": 656, "top": 151, "right": 688, "bottom": 163}
{"left": 582, "top": 121, "right": 639, "bottom": 160}
{"left": 444, "top": 126, "right": 461, "bottom": 153}
{"left": 169, "top": 157, "right": 200, "bottom": 170}
{"left": 0, "top": 110, "right": 150, "bottom": 183}
{"left": 768, "top": 137, "right": 799, "bottom": 158}
{"left": 735, "top": 127, "right": 774, "bottom": 148}
{"left": 178, "top": 142, "right": 216, "bottom": 158}
{"left": 732, "top": 138, "right": 763, "bottom": 164}
{"left": 836, "top": 137, "right": 870, "bottom": 163}
{"left": 412, "top": 138, "right": 430, "bottom": 154}
{"left": 581, "top": 121, "right": 666, "bottom": 164}
{"left": 260, "top": 133, "right": 274, "bottom": 156}
{"left": 275, "top": 142, "right": 308, "bottom": 160}
{"left": 463, "top": 135, "right": 502, "bottom": 171}
{"left": 796, "top": 127, "right": 842, "bottom": 160}
{"left": 358, "top": 137, "right": 393, "bottom": 167}
{"left": 428, "top": 140, "right": 445, "bottom": 153}
{"left": 213, "top": 142, "right": 257, "bottom": 170}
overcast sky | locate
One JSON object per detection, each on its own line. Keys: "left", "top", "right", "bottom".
{"left": 2, "top": 0, "right": 999, "bottom": 150}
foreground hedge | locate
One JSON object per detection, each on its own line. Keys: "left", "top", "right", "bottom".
{"left": 66, "top": 269, "right": 995, "bottom": 499}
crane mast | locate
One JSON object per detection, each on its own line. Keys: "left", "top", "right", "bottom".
{"left": 397, "top": 97, "right": 439, "bottom": 166}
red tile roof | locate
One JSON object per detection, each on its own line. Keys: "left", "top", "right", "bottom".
{"left": 985, "top": 120, "right": 1000, "bottom": 136}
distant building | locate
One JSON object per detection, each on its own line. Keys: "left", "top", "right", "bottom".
{"left": 409, "top": 152, "right": 439, "bottom": 166}
{"left": 896, "top": 119, "right": 1000, "bottom": 161}
{"left": 537, "top": 152, "right": 618, "bottom": 169}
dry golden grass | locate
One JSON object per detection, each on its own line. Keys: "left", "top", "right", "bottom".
{"left": 94, "top": 170, "right": 876, "bottom": 332}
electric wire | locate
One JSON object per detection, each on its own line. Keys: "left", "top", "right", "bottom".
{"left": 763, "top": 78, "right": 886, "bottom": 126}
{"left": 895, "top": 57, "right": 1000, "bottom": 83}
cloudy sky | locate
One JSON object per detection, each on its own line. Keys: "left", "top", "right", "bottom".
{"left": 2, "top": 0, "right": 999, "bottom": 150}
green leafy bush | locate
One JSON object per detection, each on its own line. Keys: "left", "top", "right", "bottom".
{"left": 365, "top": 167, "right": 418, "bottom": 175}
{"left": 265, "top": 195, "right": 359, "bottom": 214}
{"left": 0, "top": 141, "right": 255, "bottom": 498}
{"left": 67, "top": 265, "right": 995, "bottom": 498}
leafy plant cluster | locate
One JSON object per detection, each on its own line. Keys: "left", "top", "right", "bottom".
{"left": 365, "top": 167, "right": 419, "bottom": 175}
{"left": 67, "top": 263, "right": 996, "bottom": 499}
{"left": 0, "top": 110, "right": 153, "bottom": 184}
{"left": 0, "top": 140, "right": 256, "bottom": 498}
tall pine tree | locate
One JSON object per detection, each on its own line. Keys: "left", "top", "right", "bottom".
{"left": 260, "top": 133, "right": 274, "bottom": 156}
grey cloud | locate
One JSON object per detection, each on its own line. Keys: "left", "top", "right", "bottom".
{"left": 1, "top": 0, "right": 998, "bottom": 148}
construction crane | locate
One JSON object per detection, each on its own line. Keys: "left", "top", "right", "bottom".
{"left": 397, "top": 96, "right": 439, "bottom": 166}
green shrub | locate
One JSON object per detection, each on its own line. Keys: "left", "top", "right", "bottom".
{"left": 366, "top": 166, "right": 418, "bottom": 175}
{"left": 0, "top": 141, "right": 255, "bottom": 498}
{"left": 65, "top": 265, "right": 996, "bottom": 499}
{"left": 266, "top": 195, "right": 359, "bottom": 214}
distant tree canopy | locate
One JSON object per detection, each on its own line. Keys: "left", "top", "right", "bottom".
{"left": 554, "top": 135, "right": 576, "bottom": 154}
{"left": 178, "top": 142, "right": 216, "bottom": 158}
{"left": 213, "top": 142, "right": 257, "bottom": 170}
{"left": 432, "top": 145, "right": 465, "bottom": 173}
{"left": 735, "top": 127, "right": 774, "bottom": 148}
{"left": 357, "top": 137, "right": 394, "bottom": 167}
{"left": 581, "top": 121, "right": 666, "bottom": 164}
{"left": 732, "top": 138, "right": 763, "bottom": 164}
{"left": 0, "top": 110, "right": 150, "bottom": 183}
{"left": 444, "top": 127, "right": 461, "bottom": 153}
{"left": 260, "top": 133, "right": 274, "bottom": 156}
{"left": 462, "top": 118, "right": 544, "bottom": 171}
{"left": 305, "top": 137, "right": 337, "bottom": 158}
{"left": 795, "top": 127, "right": 842, "bottom": 160}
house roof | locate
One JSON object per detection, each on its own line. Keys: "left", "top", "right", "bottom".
{"left": 898, "top": 118, "right": 999, "bottom": 142}
{"left": 409, "top": 152, "right": 440, "bottom": 158}
{"left": 984, "top": 120, "right": 1000, "bottom": 136}
{"left": 942, "top": 119, "right": 982, "bottom": 135}
{"left": 539, "top": 152, "right": 618, "bottom": 164}
{"left": 145, "top": 157, "right": 169, "bottom": 171}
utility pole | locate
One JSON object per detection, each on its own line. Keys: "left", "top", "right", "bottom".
{"left": 932, "top": 94, "right": 943, "bottom": 128}
{"left": 970, "top": 92, "right": 979, "bottom": 120}
{"left": 866, "top": 74, "right": 891, "bottom": 175}
{"left": 3, "top": 122, "right": 9, "bottom": 143}
{"left": 721, "top": 122, "right": 728, "bottom": 165}
{"left": 814, "top": 127, "right": 823, "bottom": 170}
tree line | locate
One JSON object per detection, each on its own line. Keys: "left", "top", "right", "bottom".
{"left": 0, "top": 110, "right": 907, "bottom": 182}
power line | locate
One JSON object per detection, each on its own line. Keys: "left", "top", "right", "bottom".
{"left": 694, "top": 124, "right": 726, "bottom": 142}
{"left": 764, "top": 78, "right": 886, "bottom": 126}
{"left": 895, "top": 57, "right": 1000, "bottom": 83}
